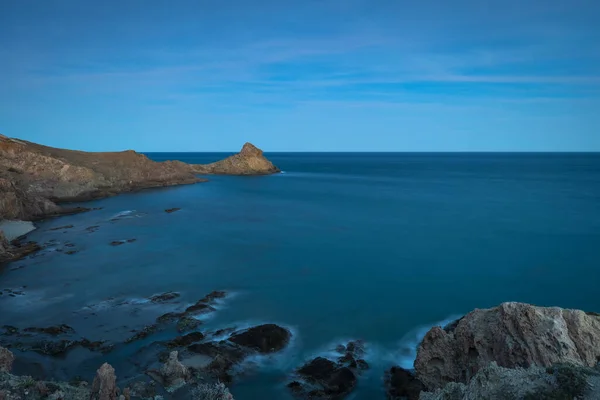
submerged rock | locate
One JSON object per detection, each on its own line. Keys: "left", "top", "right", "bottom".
{"left": 415, "top": 302, "right": 600, "bottom": 390}
{"left": 164, "top": 208, "right": 181, "bottom": 214}
{"left": 126, "top": 291, "right": 226, "bottom": 344}
{"left": 165, "top": 332, "right": 205, "bottom": 348}
{"left": 24, "top": 324, "right": 75, "bottom": 336}
{"left": 149, "top": 292, "right": 180, "bottom": 303}
{"left": 48, "top": 225, "right": 74, "bottom": 231}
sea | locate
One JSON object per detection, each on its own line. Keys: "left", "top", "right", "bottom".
{"left": 1, "top": 152, "right": 600, "bottom": 399}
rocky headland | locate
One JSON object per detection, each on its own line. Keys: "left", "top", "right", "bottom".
{"left": 0, "top": 135, "right": 279, "bottom": 263}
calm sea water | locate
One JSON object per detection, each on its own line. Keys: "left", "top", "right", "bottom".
{"left": 1, "top": 153, "right": 600, "bottom": 399}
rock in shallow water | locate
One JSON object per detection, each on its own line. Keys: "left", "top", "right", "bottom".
{"left": 228, "top": 324, "right": 291, "bottom": 353}
{"left": 287, "top": 340, "right": 368, "bottom": 399}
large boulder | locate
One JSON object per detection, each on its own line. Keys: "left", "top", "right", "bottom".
{"left": 415, "top": 302, "right": 600, "bottom": 390}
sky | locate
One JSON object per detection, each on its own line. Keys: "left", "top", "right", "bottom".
{"left": 1, "top": 0, "right": 599, "bottom": 152}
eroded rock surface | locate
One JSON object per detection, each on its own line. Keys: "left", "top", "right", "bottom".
{"left": 90, "top": 363, "right": 118, "bottom": 400}
{"left": 415, "top": 302, "right": 600, "bottom": 390}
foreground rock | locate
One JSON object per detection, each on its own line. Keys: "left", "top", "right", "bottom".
{"left": 420, "top": 362, "right": 600, "bottom": 400}
{"left": 415, "top": 302, "right": 600, "bottom": 390}
{"left": 90, "top": 363, "right": 118, "bottom": 400}
{"left": 147, "top": 351, "right": 190, "bottom": 392}
{"left": 288, "top": 340, "right": 368, "bottom": 399}
{"left": 191, "top": 143, "right": 280, "bottom": 175}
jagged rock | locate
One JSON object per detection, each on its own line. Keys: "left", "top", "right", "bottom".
{"left": 228, "top": 324, "right": 291, "bottom": 353}
{"left": 147, "top": 351, "right": 190, "bottom": 392}
{"left": 0, "top": 346, "right": 14, "bottom": 373}
{"left": 385, "top": 367, "right": 425, "bottom": 400}
{"left": 415, "top": 302, "right": 600, "bottom": 390}
{"left": 90, "top": 363, "right": 118, "bottom": 400}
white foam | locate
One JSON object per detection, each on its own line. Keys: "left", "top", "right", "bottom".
{"left": 109, "top": 210, "right": 145, "bottom": 221}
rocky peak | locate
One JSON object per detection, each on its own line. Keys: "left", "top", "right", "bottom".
{"left": 239, "top": 142, "right": 263, "bottom": 157}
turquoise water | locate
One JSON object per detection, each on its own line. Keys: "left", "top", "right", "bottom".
{"left": 1, "top": 153, "right": 600, "bottom": 398}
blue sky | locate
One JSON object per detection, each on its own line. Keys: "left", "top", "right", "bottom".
{"left": 1, "top": 0, "right": 599, "bottom": 151}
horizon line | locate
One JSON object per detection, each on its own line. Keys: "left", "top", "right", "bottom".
{"left": 142, "top": 150, "right": 600, "bottom": 154}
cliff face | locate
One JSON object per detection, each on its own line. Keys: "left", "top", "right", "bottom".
{"left": 192, "top": 143, "right": 280, "bottom": 175}
{"left": 414, "top": 302, "right": 600, "bottom": 391}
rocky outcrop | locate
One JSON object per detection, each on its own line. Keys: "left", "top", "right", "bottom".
{"left": 415, "top": 302, "right": 600, "bottom": 390}
{"left": 147, "top": 351, "right": 190, "bottom": 392}
{"left": 90, "top": 363, "right": 118, "bottom": 400}
{"left": 0, "top": 134, "right": 204, "bottom": 220}
{"left": 191, "top": 143, "right": 280, "bottom": 175}
{"left": 0, "top": 135, "right": 279, "bottom": 222}
{"left": 0, "top": 347, "right": 14, "bottom": 373}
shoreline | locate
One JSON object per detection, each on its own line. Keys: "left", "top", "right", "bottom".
{"left": 0, "top": 220, "right": 36, "bottom": 242}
